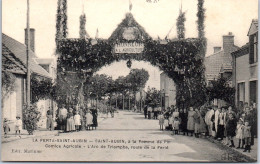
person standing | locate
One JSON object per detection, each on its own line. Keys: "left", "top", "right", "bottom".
{"left": 214, "top": 106, "right": 220, "bottom": 139}
{"left": 236, "top": 119, "right": 245, "bottom": 149}
{"left": 158, "top": 112, "right": 165, "bottom": 131}
{"left": 198, "top": 107, "right": 207, "bottom": 136}
{"left": 59, "top": 105, "right": 68, "bottom": 131}
{"left": 15, "top": 116, "right": 22, "bottom": 136}
{"left": 154, "top": 107, "right": 158, "bottom": 119}
{"left": 173, "top": 117, "right": 180, "bottom": 135}
{"left": 179, "top": 108, "right": 188, "bottom": 135}
{"left": 85, "top": 110, "right": 93, "bottom": 130}
{"left": 216, "top": 107, "right": 226, "bottom": 140}
{"left": 187, "top": 107, "right": 195, "bottom": 136}
{"left": 66, "top": 108, "right": 75, "bottom": 132}
{"left": 250, "top": 103, "right": 257, "bottom": 145}
{"left": 46, "top": 109, "right": 54, "bottom": 131}
{"left": 194, "top": 108, "right": 201, "bottom": 138}
{"left": 243, "top": 121, "right": 251, "bottom": 152}
{"left": 148, "top": 106, "right": 152, "bottom": 119}
{"left": 74, "top": 111, "right": 81, "bottom": 132}
{"left": 226, "top": 113, "right": 237, "bottom": 147}
{"left": 205, "top": 107, "right": 214, "bottom": 137}
{"left": 92, "top": 108, "right": 98, "bottom": 130}
{"left": 144, "top": 105, "right": 148, "bottom": 119}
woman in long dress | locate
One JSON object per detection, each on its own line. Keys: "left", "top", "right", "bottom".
{"left": 187, "top": 107, "right": 196, "bottom": 136}
{"left": 66, "top": 108, "right": 75, "bottom": 132}
{"left": 85, "top": 110, "right": 93, "bottom": 130}
{"left": 194, "top": 108, "right": 201, "bottom": 138}
{"left": 179, "top": 108, "right": 188, "bottom": 135}
{"left": 92, "top": 108, "right": 98, "bottom": 130}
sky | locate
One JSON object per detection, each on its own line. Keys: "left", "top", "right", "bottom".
{"left": 2, "top": 0, "right": 258, "bottom": 89}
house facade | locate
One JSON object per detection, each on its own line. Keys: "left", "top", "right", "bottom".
{"left": 2, "top": 30, "right": 54, "bottom": 130}
{"left": 232, "top": 19, "right": 258, "bottom": 107}
{"left": 205, "top": 32, "right": 239, "bottom": 84}
{"left": 160, "top": 72, "right": 176, "bottom": 109}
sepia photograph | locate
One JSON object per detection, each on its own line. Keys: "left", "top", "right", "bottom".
{"left": 1, "top": 0, "right": 258, "bottom": 162}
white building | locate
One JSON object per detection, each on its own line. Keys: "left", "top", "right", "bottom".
{"left": 160, "top": 72, "right": 176, "bottom": 109}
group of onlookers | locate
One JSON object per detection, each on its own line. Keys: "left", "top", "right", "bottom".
{"left": 144, "top": 102, "right": 257, "bottom": 153}
{"left": 56, "top": 105, "right": 98, "bottom": 132}
{"left": 205, "top": 102, "right": 257, "bottom": 153}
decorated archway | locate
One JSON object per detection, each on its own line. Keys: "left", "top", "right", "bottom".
{"left": 56, "top": 12, "right": 207, "bottom": 109}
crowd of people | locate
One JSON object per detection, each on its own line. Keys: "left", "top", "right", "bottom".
{"left": 143, "top": 102, "right": 257, "bottom": 153}
{"left": 55, "top": 105, "right": 99, "bottom": 133}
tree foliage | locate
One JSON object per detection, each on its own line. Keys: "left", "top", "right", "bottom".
{"left": 23, "top": 104, "right": 41, "bottom": 135}
{"left": 1, "top": 71, "right": 16, "bottom": 101}
{"left": 145, "top": 87, "right": 161, "bottom": 108}
{"left": 126, "top": 68, "right": 149, "bottom": 93}
{"left": 31, "top": 74, "right": 55, "bottom": 103}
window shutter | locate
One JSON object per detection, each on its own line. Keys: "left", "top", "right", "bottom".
{"left": 249, "top": 35, "right": 254, "bottom": 64}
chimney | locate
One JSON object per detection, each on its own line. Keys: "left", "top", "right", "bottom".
{"left": 25, "top": 28, "right": 35, "bottom": 52}
{"left": 223, "top": 32, "right": 234, "bottom": 53}
{"left": 213, "top": 47, "right": 221, "bottom": 53}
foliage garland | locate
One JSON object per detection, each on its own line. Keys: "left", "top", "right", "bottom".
{"left": 176, "top": 8, "right": 186, "bottom": 39}
{"left": 79, "top": 13, "right": 87, "bottom": 39}
{"left": 197, "top": 0, "right": 207, "bottom": 57}
{"left": 57, "top": 37, "right": 207, "bottom": 108}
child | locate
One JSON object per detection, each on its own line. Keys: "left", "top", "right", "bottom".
{"left": 236, "top": 119, "right": 244, "bottom": 149}
{"left": 173, "top": 117, "right": 180, "bottom": 135}
{"left": 3, "top": 118, "right": 10, "bottom": 137}
{"left": 168, "top": 115, "right": 174, "bottom": 131}
{"left": 243, "top": 121, "right": 251, "bottom": 152}
{"left": 226, "top": 114, "right": 237, "bottom": 148}
{"left": 158, "top": 113, "right": 164, "bottom": 131}
{"left": 15, "top": 116, "right": 22, "bottom": 136}
{"left": 74, "top": 111, "right": 81, "bottom": 132}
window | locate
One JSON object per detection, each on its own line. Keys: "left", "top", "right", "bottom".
{"left": 237, "top": 82, "right": 245, "bottom": 103}
{"left": 249, "top": 32, "right": 258, "bottom": 64}
{"left": 249, "top": 80, "right": 258, "bottom": 105}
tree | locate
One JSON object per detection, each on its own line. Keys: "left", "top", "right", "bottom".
{"left": 126, "top": 68, "right": 149, "bottom": 93}
{"left": 176, "top": 6, "right": 186, "bottom": 39}
{"left": 126, "top": 68, "right": 149, "bottom": 107}
{"left": 145, "top": 87, "right": 161, "bottom": 108}
{"left": 88, "top": 74, "right": 113, "bottom": 105}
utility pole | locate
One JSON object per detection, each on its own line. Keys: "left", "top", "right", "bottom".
{"left": 26, "top": 0, "right": 31, "bottom": 107}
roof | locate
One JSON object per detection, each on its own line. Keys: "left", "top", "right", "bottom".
{"left": 231, "top": 43, "right": 249, "bottom": 58}
{"left": 2, "top": 44, "right": 26, "bottom": 74}
{"left": 248, "top": 19, "right": 258, "bottom": 36}
{"left": 205, "top": 50, "right": 225, "bottom": 80}
{"left": 2, "top": 33, "right": 52, "bottom": 79}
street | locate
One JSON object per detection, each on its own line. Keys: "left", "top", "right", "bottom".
{"left": 1, "top": 111, "right": 248, "bottom": 162}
